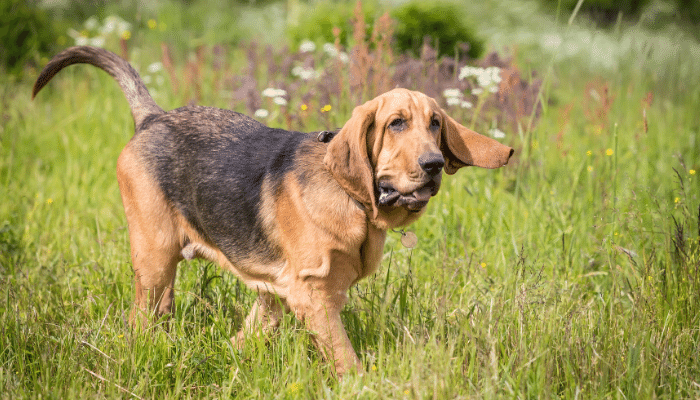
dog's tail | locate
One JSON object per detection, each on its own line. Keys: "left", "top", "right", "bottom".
{"left": 32, "top": 46, "right": 163, "bottom": 127}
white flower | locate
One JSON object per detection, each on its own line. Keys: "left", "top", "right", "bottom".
{"left": 273, "top": 97, "right": 287, "bottom": 106}
{"left": 75, "top": 36, "right": 89, "bottom": 46}
{"left": 254, "top": 109, "right": 269, "bottom": 118}
{"left": 89, "top": 37, "right": 105, "bottom": 47}
{"left": 299, "top": 40, "right": 316, "bottom": 53}
{"left": 338, "top": 52, "right": 349, "bottom": 63}
{"left": 262, "top": 88, "right": 287, "bottom": 98}
{"left": 489, "top": 128, "right": 506, "bottom": 139}
{"left": 142, "top": 75, "right": 152, "bottom": 84}
{"left": 460, "top": 101, "right": 473, "bottom": 109}
{"left": 84, "top": 16, "right": 99, "bottom": 30}
{"left": 443, "top": 88, "right": 462, "bottom": 98}
{"left": 147, "top": 62, "right": 163, "bottom": 73}
{"left": 117, "top": 21, "right": 132, "bottom": 35}
{"left": 446, "top": 97, "right": 461, "bottom": 106}
{"left": 471, "top": 87, "right": 483, "bottom": 95}
{"left": 291, "top": 66, "right": 319, "bottom": 81}
{"left": 323, "top": 43, "right": 338, "bottom": 57}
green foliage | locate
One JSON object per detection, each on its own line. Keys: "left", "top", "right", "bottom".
{"left": 3, "top": 0, "right": 700, "bottom": 397}
{"left": 0, "top": 0, "right": 62, "bottom": 73}
{"left": 391, "top": 1, "right": 484, "bottom": 59}
{"left": 673, "top": 0, "right": 700, "bottom": 24}
{"left": 286, "top": 0, "right": 378, "bottom": 49}
{"left": 540, "top": 0, "right": 650, "bottom": 24}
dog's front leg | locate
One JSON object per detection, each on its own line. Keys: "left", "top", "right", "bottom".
{"left": 233, "top": 292, "right": 285, "bottom": 348}
{"left": 288, "top": 260, "right": 362, "bottom": 376}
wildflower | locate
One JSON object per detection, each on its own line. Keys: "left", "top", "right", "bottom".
{"left": 147, "top": 62, "right": 163, "bottom": 74}
{"left": 148, "top": 19, "right": 158, "bottom": 30}
{"left": 480, "top": 262, "right": 486, "bottom": 268}
{"left": 299, "top": 40, "right": 316, "bottom": 53}
{"left": 338, "top": 52, "right": 349, "bottom": 63}
{"left": 446, "top": 97, "right": 461, "bottom": 106}
{"left": 262, "top": 88, "right": 287, "bottom": 98}
{"left": 322, "top": 43, "right": 338, "bottom": 57}
{"left": 291, "top": 66, "right": 319, "bottom": 81}
{"left": 254, "top": 109, "right": 269, "bottom": 119}
{"left": 46, "top": 198, "right": 53, "bottom": 205}
{"left": 121, "top": 30, "right": 131, "bottom": 40}
{"left": 690, "top": 169, "right": 696, "bottom": 175}
{"left": 489, "top": 128, "right": 506, "bottom": 139}
{"left": 321, "top": 104, "right": 332, "bottom": 113}
{"left": 587, "top": 166, "right": 593, "bottom": 172}
{"left": 300, "top": 104, "right": 308, "bottom": 111}
{"left": 461, "top": 101, "right": 473, "bottom": 109}
{"left": 371, "top": 365, "right": 377, "bottom": 371}
{"left": 471, "top": 88, "right": 483, "bottom": 96}
{"left": 586, "top": 150, "right": 592, "bottom": 156}
{"left": 288, "top": 382, "right": 302, "bottom": 394}
{"left": 606, "top": 148, "right": 613, "bottom": 156}
{"left": 674, "top": 197, "right": 680, "bottom": 204}
{"left": 443, "top": 88, "right": 461, "bottom": 98}
{"left": 89, "top": 37, "right": 105, "bottom": 47}
{"left": 273, "top": 97, "right": 288, "bottom": 106}
{"left": 84, "top": 16, "right": 99, "bottom": 30}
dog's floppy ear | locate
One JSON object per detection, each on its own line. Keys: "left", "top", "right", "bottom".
{"left": 439, "top": 112, "right": 514, "bottom": 174}
{"left": 324, "top": 99, "right": 379, "bottom": 217}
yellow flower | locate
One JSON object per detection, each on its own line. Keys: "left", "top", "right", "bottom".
{"left": 586, "top": 150, "right": 592, "bottom": 156}
{"left": 690, "top": 169, "right": 696, "bottom": 175}
{"left": 587, "top": 166, "right": 593, "bottom": 172}
{"left": 480, "top": 262, "right": 486, "bottom": 268}
{"left": 46, "top": 198, "right": 53, "bottom": 205}
{"left": 121, "top": 30, "right": 131, "bottom": 40}
{"left": 300, "top": 104, "right": 308, "bottom": 111}
{"left": 371, "top": 365, "right": 377, "bottom": 371}
{"left": 321, "top": 104, "right": 332, "bottom": 113}
{"left": 674, "top": 197, "right": 680, "bottom": 203}
{"left": 287, "top": 382, "right": 302, "bottom": 393}
{"left": 148, "top": 19, "right": 157, "bottom": 30}
{"left": 606, "top": 148, "right": 613, "bottom": 156}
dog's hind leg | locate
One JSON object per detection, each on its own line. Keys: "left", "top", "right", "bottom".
{"left": 233, "top": 292, "right": 285, "bottom": 348}
{"left": 117, "top": 144, "right": 182, "bottom": 326}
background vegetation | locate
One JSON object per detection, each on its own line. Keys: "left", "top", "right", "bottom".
{"left": 1, "top": 0, "right": 700, "bottom": 398}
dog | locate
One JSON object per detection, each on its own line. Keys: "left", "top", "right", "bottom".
{"left": 33, "top": 46, "right": 513, "bottom": 375}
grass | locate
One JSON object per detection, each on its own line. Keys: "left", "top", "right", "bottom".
{"left": 2, "top": 0, "right": 700, "bottom": 398}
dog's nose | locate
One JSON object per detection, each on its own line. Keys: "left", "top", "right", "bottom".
{"left": 418, "top": 153, "right": 445, "bottom": 176}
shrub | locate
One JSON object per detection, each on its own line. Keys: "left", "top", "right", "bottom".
{"left": 286, "top": 1, "right": 378, "bottom": 49}
{"left": 540, "top": 0, "right": 651, "bottom": 25}
{"left": 0, "top": 0, "right": 62, "bottom": 73}
{"left": 391, "top": 1, "right": 484, "bottom": 59}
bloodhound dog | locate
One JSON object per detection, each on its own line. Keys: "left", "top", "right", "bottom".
{"left": 33, "top": 46, "right": 513, "bottom": 375}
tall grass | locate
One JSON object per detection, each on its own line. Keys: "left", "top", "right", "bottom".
{"left": 1, "top": 0, "right": 700, "bottom": 398}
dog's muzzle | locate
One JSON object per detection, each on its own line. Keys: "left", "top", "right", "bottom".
{"left": 377, "top": 180, "right": 440, "bottom": 211}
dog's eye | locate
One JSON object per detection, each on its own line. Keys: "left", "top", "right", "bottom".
{"left": 430, "top": 118, "right": 440, "bottom": 130}
{"left": 389, "top": 118, "right": 404, "bottom": 130}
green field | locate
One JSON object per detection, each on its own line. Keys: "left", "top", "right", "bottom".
{"left": 2, "top": 0, "right": 700, "bottom": 398}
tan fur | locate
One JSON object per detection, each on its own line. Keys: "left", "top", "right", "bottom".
{"left": 115, "top": 88, "right": 513, "bottom": 375}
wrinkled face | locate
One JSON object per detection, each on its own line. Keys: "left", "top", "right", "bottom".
{"left": 369, "top": 90, "right": 445, "bottom": 212}
{"left": 324, "top": 88, "right": 513, "bottom": 226}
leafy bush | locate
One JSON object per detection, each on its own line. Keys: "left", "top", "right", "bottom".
{"left": 391, "top": 1, "right": 484, "bottom": 59}
{"left": 0, "top": 0, "right": 62, "bottom": 73}
{"left": 540, "top": 0, "right": 651, "bottom": 25}
{"left": 287, "top": 1, "right": 378, "bottom": 49}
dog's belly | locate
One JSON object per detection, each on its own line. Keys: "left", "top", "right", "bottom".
{"left": 180, "top": 239, "right": 292, "bottom": 298}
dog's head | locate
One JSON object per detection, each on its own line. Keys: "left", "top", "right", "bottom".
{"left": 324, "top": 88, "right": 513, "bottom": 225}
